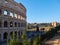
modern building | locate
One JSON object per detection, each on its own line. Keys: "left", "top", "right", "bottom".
{"left": 0, "top": 0, "right": 26, "bottom": 41}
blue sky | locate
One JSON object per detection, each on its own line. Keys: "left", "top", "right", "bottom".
{"left": 15, "top": 0, "right": 60, "bottom": 23}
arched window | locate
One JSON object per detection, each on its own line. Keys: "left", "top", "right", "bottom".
{"left": 18, "top": 15, "right": 20, "bottom": 19}
{"left": 10, "top": 22, "right": 13, "bottom": 27}
{"left": 4, "top": 11, "right": 7, "bottom": 15}
{"left": 3, "top": 32, "right": 8, "bottom": 39}
{"left": 5, "top": 0, "right": 8, "bottom": 3}
{"left": 15, "top": 31, "right": 17, "bottom": 39}
{"left": 21, "top": 23, "right": 23, "bottom": 27}
{"left": 18, "top": 31, "right": 20, "bottom": 38}
{"left": 4, "top": 21, "right": 8, "bottom": 27}
{"left": 10, "top": 12, "right": 13, "bottom": 17}
{"left": 18, "top": 22, "right": 20, "bottom": 27}
{"left": 14, "top": 13, "right": 17, "bottom": 18}
{"left": 18, "top": 31, "right": 20, "bottom": 36}
{"left": 15, "top": 22, "right": 17, "bottom": 27}
{"left": 10, "top": 32, "right": 13, "bottom": 39}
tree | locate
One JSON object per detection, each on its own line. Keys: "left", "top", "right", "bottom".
{"left": 21, "top": 31, "right": 29, "bottom": 45}
{"left": 33, "top": 35, "right": 42, "bottom": 45}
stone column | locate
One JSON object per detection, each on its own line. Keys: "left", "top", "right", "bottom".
{"left": 2, "top": 20, "right": 4, "bottom": 28}
{"left": 17, "top": 14, "right": 18, "bottom": 19}
{"left": 13, "top": 31, "right": 15, "bottom": 39}
{"left": 17, "top": 31, "right": 19, "bottom": 38}
{"left": 7, "top": 10, "right": 10, "bottom": 16}
{"left": 8, "top": 21, "right": 10, "bottom": 29}
{"left": 1, "top": 9, "right": 4, "bottom": 16}
{"left": 13, "top": 12, "right": 14, "bottom": 17}
{"left": 12, "top": 12, "right": 15, "bottom": 39}
{"left": 8, "top": 32, "right": 10, "bottom": 40}
{"left": 1, "top": 33, "right": 3, "bottom": 41}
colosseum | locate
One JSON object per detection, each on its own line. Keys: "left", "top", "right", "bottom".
{"left": 0, "top": 0, "right": 26, "bottom": 42}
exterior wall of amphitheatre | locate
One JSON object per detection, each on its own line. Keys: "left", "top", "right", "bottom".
{"left": 0, "top": 0, "right": 26, "bottom": 41}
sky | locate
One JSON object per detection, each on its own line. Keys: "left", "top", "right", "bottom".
{"left": 15, "top": 0, "right": 60, "bottom": 23}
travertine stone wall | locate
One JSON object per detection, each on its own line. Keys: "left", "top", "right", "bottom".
{"left": 0, "top": 0, "right": 26, "bottom": 41}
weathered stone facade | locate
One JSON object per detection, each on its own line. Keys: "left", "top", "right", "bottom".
{"left": 0, "top": 0, "right": 26, "bottom": 41}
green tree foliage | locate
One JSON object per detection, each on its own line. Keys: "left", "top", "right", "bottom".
{"left": 41, "top": 25, "right": 60, "bottom": 41}
{"left": 21, "top": 31, "right": 29, "bottom": 45}
{"left": 32, "top": 35, "right": 42, "bottom": 45}
{"left": 9, "top": 39, "right": 22, "bottom": 45}
{"left": 8, "top": 31, "right": 43, "bottom": 45}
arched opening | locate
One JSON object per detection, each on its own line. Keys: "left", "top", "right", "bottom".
{"left": 14, "top": 13, "right": 17, "bottom": 18}
{"left": 3, "top": 32, "right": 8, "bottom": 39}
{"left": 10, "top": 12, "right": 13, "bottom": 17}
{"left": 23, "top": 23, "right": 26, "bottom": 27}
{"left": 5, "top": 0, "right": 8, "bottom": 3}
{"left": 18, "top": 22, "right": 20, "bottom": 27}
{"left": 20, "top": 23, "right": 22, "bottom": 27}
{"left": 4, "top": 11, "right": 7, "bottom": 15}
{"left": 18, "top": 31, "right": 20, "bottom": 38}
{"left": 40, "top": 28, "right": 45, "bottom": 31}
{"left": 4, "top": 21, "right": 8, "bottom": 27}
{"left": 10, "top": 22, "right": 13, "bottom": 27}
{"left": 10, "top": 32, "right": 13, "bottom": 39}
{"left": 15, "top": 22, "right": 17, "bottom": 27}
{"left": 15, "top": 31, "right": 17, "bottom": 39}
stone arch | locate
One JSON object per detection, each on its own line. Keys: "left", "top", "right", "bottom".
{"left": 40, "top": 28, "right": 45, "bottom": 31}
{"left": 4, "top": 21, "right": 8, "bottom": 27}
{"left": 10, "top": 21, "right": 13, "bottom": 27}
{"left": 3, "top": 32, "right": 8, "bottom": 39}
{"left": 18, "top": 31, "right": 20, "bottom": 38}
{"left": 15, "top": 31, "right": 17, "bottom": 39}
{"left": 14, "top": 22, "right": 17, "bottom": 27}
{"left": 18, "top": 31, "right": 20, "bottom": 36}
{"left": 4, "top": 10, "right": 8, "bottom": 15}
{"left": 10, "top": 31, "right": 13, "bottom": 39}
{"left": 10, "top": 12, "right": 13, "bottom": 17}
{"left": 18, "top": 22, "right": 20, "bottom": 27}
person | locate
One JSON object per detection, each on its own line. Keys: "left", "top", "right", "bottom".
{"left": 36, "top": 24, "right": 39, "bottom": 31}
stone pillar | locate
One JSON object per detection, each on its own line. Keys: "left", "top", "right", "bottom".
{"left": 2, "top": 20, "right": 4, "bottom": 28}
{"left": 1, "top": 9, "right": 4, "bottom": 16}
{"left": 17, "top": 15, "right": 18, "bottom": 19}
{"left": 1, "top": 33, "right": 3, "bottom": 41}
{"left": 8, "top": 21, "right": 10, "bottom": 28}
{"left": 8, "top": 33, "right": 10, "bottom": 40}
{"left": 13, "top": 31, "right": 15, "bottom": 39}
{"left": 17, "top": 31, "right": 18, "bottom": 38}
{"left": 13, "top": 12, "right": 14, "bottom": 17}
{"left": 7, "top": 10, "right": 10, "bottom": 16}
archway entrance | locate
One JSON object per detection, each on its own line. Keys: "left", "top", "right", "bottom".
{"left": 4, "top": 21, "right": 8, "bottom": 27}
{"left": 15, "top": 31, "right": 17, "bottom": 39}
{"left": 10, "top": 32, "right": 13, "bottom": 39}
{"left": 18, "top": 31, "right": 20, "bottom": 38}
{"left": 3, "top": 32, "right": 8, "bottom": 39}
